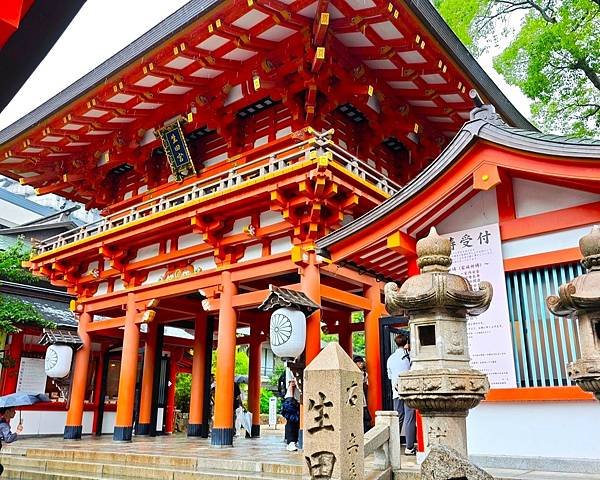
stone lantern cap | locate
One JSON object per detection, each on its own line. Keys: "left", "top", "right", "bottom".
{"left": 258, "top": 284, "right": 320, "bottom": 316}
{"left": 547, "top": 225, "right": 600, "bottom": 316}
{"left": 385, "top": 227, "right": 492, "bottom": 315}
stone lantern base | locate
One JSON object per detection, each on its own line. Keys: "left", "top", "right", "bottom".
{"left": 569, "top": 359, "right": 600, "bottom": 401}
{"left": 398, "top": 368, "right": 489, "bottom": 456}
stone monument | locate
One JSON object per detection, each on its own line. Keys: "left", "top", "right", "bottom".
{"left": 546, "top": 225, "right": 600, "bottom": 401}
{"left": 303, "top": 342, "right": 364, "bottom": 480}
{"left": 384, "top": 227, "right": 493, "bottom": 456}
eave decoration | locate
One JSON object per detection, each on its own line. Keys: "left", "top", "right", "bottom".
{"left": 156, "top": 120, "right": 196, "bottom": 182}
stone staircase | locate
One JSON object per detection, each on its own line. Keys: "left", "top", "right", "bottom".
{"left": 0, "top": 445, "right": 395, "bottom": 480}
{"left": 0, "top": 445, "right": 303, "bottom": 480}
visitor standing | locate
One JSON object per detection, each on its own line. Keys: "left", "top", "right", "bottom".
{"left": 386, "top": 333, "right": 416, "bottom": 455}
{"left": 353, "top": 355, "right": 371, "bottom": 432}
{"left": 281, "top": 377, "right": 300, "bottom": 452}
{"left": 0, "top": 407, "right": 22, "bottom": 444}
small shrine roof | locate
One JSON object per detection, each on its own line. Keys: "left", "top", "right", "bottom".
{"left": 39, "top": 329, "right": 82, "bottom": 346}
{"left": 259, "top": 285, "right": 320, "bottom": 315}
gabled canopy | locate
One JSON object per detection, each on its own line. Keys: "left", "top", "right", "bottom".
{"left": 316, "top": 105, "right": 600, "bottom": 280}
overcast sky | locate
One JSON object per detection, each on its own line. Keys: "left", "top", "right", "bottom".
{"left": 0, "top": 0, "right": 531, "bottom": 131}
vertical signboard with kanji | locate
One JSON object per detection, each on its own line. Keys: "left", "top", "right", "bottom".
{"left": 156, "top": 121, "right": 196, "bottom": 182}
{"left": 446, "top": 223, "right": 517, "bottom": 388}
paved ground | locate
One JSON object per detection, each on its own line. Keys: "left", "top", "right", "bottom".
{"left": 5, "top": 427, "right": 598, "bottom": 479}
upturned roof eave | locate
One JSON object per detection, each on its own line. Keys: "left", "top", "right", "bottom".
{"left": 0, "top": 0, "right": 533, "bottom": 147}
{"left": 316, "top": 117, "right": 600, "bottom": 252}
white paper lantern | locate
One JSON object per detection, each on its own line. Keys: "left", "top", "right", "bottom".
{"left": 270, "top": 307, "right": 306, "bottom": 360}
{"left": 45, "top": 345, "right": 73, "bottom": 379}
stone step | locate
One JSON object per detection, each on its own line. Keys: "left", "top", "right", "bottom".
{"left": 0, "top": 451, "right": 301, "bottom": 480}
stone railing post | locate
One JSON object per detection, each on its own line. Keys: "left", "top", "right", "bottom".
{"left": 547, "top": 225, "right": 600, "bottom": 401}
{"left": 373, "top": 411, "right": 401, "bottom": 471}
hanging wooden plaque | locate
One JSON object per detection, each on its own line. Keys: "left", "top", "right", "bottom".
{"left": 156, "top": 121, "right": 196, "bottom": 181}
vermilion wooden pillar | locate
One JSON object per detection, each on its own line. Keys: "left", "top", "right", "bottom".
{"left": 188, "top": 313, "right": 207, "bottom": 437}
{"left": 338, "top": 315, "right": 353, "bottom": 357}
{"left": 165, "top": 350, "right": 178, "bottom": 434}
{"left": 365, "top": 282, "right": 384, "bottom": 422}
{"left": 211, "top": 270, "right": 238, "bottom": 447}
{"left": 247, "top": 328, "right": 262, "bottom": 438}
{"left": 1, "top": 332, "right": 24, "bottom": 395}
{"left": 302, "top": 252, "right": 322, "bottom": 364}
{"left": 64, "top": 311, "right": 92, "bottom": 439}
{"left": 113, "top": 294, "right": 140, "bottom": 442}
{"left": 137, "top": 320, "right": 158, "bottom": 435}
{"left": 91, "top": 349, "right": 106, "bottom": 435}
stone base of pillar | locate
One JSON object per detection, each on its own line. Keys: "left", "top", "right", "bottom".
{"left": 113, "top": 426, "right": 133, "bottom": 442}
{"left": 210, "top": 428, "right": 234, "bottom": 447}
{"left": 136, "top": 423, "right": 151, "bottom": 436}
{"left": 187, "top": 423, "right": 209, "bottom": 437}
{"left": 251, "top": 424, "right": 260, "bottom": 438}
{"left": 63, "top": 425, "right": 82, "bottom": 440}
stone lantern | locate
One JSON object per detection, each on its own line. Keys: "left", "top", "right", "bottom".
{"left": 546, "top": 225, "right": 600, "bottom": 401}
{"left": 384, "top": 227, "right": 493, "bottom": 456}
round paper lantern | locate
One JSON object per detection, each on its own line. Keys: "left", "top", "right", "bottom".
{"left": 45, "top": 345, "right": 73, "bottom": 379}
{"left": 270, "top": 307, "right": 306, "bottom": 360}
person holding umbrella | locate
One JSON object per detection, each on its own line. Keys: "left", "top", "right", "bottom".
{"left": 0, "top": 407, "right": 22, "bottom": 443}
{"left": 0, "top": 392, "right": 50, "bottom": 444}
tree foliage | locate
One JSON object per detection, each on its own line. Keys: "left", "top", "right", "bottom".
{"left": 434, "top": 0, "right": 600, "bottom": 136}
{"left": 0, "top": 240, "right": 38, "bottom": 284}
{"left": 0, "top": 240, "right": 55, "bottom": 333}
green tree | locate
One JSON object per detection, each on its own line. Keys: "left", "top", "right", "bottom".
{"left": 175, "top": 373, "right": 192, "bottom": 412}
{"left": 0, "top": 240, "right": 55, "bottom": 334}
{"left": 434, "top": 0, "right": 600, "bottom": 136}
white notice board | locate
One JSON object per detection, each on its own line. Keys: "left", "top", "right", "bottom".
{"left": 447, "top": 223, "right": 517, "bottom": 388}
{"left": 16, "top": 357, "right": 47, "bottom": 393}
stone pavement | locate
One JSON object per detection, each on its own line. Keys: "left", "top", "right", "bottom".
{"left": 0, "top": 427, "right": 596, "bottom": 480}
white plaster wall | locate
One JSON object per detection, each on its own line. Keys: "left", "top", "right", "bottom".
{"left": 276, "top": 126, "right": 292, "bottom": 138}
{"left": 224, "top": 216, "right": 252, "bottom": 237}
{"left": 241, "top": 244, "right": 263, "bottom": 262}
{"left": 143, "top": 268, "right": 167, "bottom": 285}
{"left": 177, "top": 233, "right": 203, "bottom": 249}
{"left": 271, "top": 236, "right": 292, "bottom": 254}
{"left": 513, "top": 178, "right": 600, "bottom": 218}
{"left": 260, "top": 210, "right": 282, "bottom": 227}
{"left": 204, "top": 152, "right": 228, "bottom": 167}
{"left": 254, "top": 135, "right": 269, "bottom": 148}
{"left": 134, "top": 243, "right": 160, "bottom": 262}
{"left": 101, "top": 411, "right": 116, "bottom": 434}
{"left": 467, "top": 401, "right": 600, "bottom": 460}
{"left": 95, "top": 282, "right": 108, "bottom": 296}
{"left": 113, "top": 279, "right": 125, "bottom": 292}
{"left": 436, "top": 189, "right": 499, "bottom": 235}
{"left": 17, "top": 410, "right": 94, "bottom": 435}
{"left": 501, "top": 224, "right": 596, "bottom": 259}
{"left": 192, "top": 256, "right": 217, "bottom": 271}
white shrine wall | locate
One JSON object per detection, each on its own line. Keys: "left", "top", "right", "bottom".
{"left": 468, "top": 401, "right": 600, "bottom": 462}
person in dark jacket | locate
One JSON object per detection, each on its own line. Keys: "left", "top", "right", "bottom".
{"left": 281, "top": 378, "right": 300, "bottom": 451}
